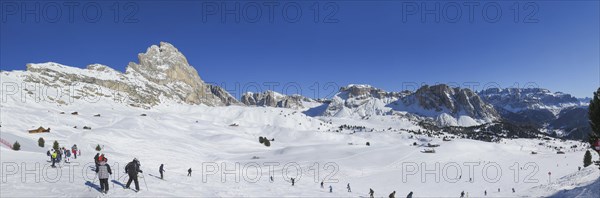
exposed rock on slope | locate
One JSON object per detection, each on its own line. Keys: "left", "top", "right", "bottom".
{"left": 241, "top": 90, "right": 316, "bottom": 109}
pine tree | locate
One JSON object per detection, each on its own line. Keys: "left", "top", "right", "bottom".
{"left": 12, "top": 141, "right": 20, "bottom": 151}
{"left": 53, "top": 140, "right": 60, "bottom": 150}
{"left": 38, "top": 137, "right": 45, "bottom": 148}
{"left": 259, "top": 136, "right": 265, "bottom": 144}
{"left": 589, "top": 88, "right": 600, "bottom": 154}
{"left": 584, "top": 150, "right": 592, "bottom": 167}
{"left": 95, "top": 144, "right": 102, "bottom": 151}
{"left": 263, "top": 139, "right": 271, "bottom": 147}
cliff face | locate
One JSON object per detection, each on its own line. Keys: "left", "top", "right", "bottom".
{"left": 21, "top": 42, "right": 240, "bottom": 108}
{"left": 241, "top": 90, "right": 313, "bottom": 109}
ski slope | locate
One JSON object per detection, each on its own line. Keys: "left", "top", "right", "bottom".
{"left": 1, "top": 87, "right": 598, "bottom": 197}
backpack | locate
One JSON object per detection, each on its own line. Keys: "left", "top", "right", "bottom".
{"left": 125, "top": 162, "right": 132, "bottom": 173}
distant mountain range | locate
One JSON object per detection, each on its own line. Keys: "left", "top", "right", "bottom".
{"left": 0, "top": 42, "right": 592, "bottom": 140}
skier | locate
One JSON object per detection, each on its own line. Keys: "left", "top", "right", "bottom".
{"left": 51, "top": 150, "right": 57, "bottom": 167}
{"left": 93, "top": 153, "right": 100, "bottom": 170}
{"left": 57, "top": 149, "right": 62, "bottom": 163}
{"left": 369, "top": 188, "right": 375, "bottom": 198}
{"left": 498, "top": 188, "right": 500, "bottom": 192}
{"left": 389, "top": 191, "right": 396, "bottom": 198}
{"left": 95, "top": 158, "right": 112, "bottom": 194}
{"left": 71, "top": 144, "right": 78, "bottom": 159}
{"left": 329, "top": 185, "right": 332, "bottom": 193}
{"left": 270, "top": 176, "right": 274, "bottom": 182}
{"left": 461, "top": 191, "right": 465, "bottom": 198}
{"left": 125, "top": 158, "right": 143, "bottom": 192}
{"left": 512, "top": 188, "right": 515, "bottom": 193}
{"left": 484, "top": 190, "right": 487, "bottom": 196}
{"left": 320, "top": 181, "right": 324, "bottom": 188}
{"left": 347, "top": 183, "right": 351, "bottom": 192}
{"left": 159, "top": 164, "right": 165, "bottom": 179}
{"left": 47, "top": 150, "right": 51, "bottom": 161}
{"left": 406, "top": 191, "right": 413, "bottom": 198}
{"left": 94, "top": 153, "right": 100, "bottom": 164}
{"left": 290, "top": 178, "right": 295, "bottom": 186}
{"left": 65, "top": 149, "right": 71, "bottom": 163}
{"left": 188, "top": 168, "right": 192, "bottom": 177}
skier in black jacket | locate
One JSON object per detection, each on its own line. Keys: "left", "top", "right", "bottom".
{"left": 125, "top": 158, "right": 143, "bottom": 191}
{"left": 159, "top": 164, "right": 165, "bottom": 179}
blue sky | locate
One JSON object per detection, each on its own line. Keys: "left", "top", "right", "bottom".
{"left": 1, "top": 1, "right": 598, "bottom": 98}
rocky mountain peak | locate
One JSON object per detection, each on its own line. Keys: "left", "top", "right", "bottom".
{"left": 409, "top": 84, "right": 498, "bottom": 120}
{"left": 126, "top": 42, "right": 203, "bottom": 86}
{"left": 241, "top": 90, "right": 311, "bottom": 109}
{"left": 339, "top": 84, "right": 404, "bottom": 100}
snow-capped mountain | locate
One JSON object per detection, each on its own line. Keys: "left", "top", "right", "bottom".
{"left": 318, "top": 84, "right": 498, "bottom": 127}
{"left": 240, "top": 90, "right": 319, "bottom": 109}
{"left": 393, "top": 84, "right": 499, "bottom": 126}
{"left": 321, "top": 84, "right": 406, "bottom": 117}
{"left": 479, "top": 88, "right": 583, "bottom": 115}
{"left": 9, "top": 42, "right": 239, "bottom": 108}
{"left": 479, "top": 88, "right": 590, "bottom": 138}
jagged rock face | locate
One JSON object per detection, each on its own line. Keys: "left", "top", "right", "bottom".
{"left": 479, "top": 88, "right": 581, "bottom": 113}
{"left": 322, "top": 85, "right": 407, "bottom": 117}
{"left": 318, "top": 84, "right": 499, "bottom": 126}
{"left": 241, "top": 91, "right": 307, "bottom": 109}
{"left": 407, "top": 84, "right": 499, "bottom": 119}
{"left": 21, "top": 42, "right": 240, "bottom": 108}
{"left": 127, "top": 42, "right": 201, "bottom": 86}
{"left": 124, "top": 42, "right": 239, "bottom": 106}
{"left": 339, "top": 85, "right": 403, "bottom": 100}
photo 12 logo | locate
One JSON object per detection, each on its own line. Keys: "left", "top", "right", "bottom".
{"left": 400, "top": 1, "right": 539, "bottom": 23}
{"left": 1, "top": 1, "right": 139, "bottom": 23}
{"left": 400, "top": 161, "right": 540, "bottom": 184}
{"left": 200, "top": 1, "right": 340, "bottom": 24}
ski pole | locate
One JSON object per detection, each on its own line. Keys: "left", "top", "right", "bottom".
{"left": 141, "top": 174, "right": 149, "bottom": 191}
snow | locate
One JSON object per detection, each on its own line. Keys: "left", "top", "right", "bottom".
{"left": 1, "top": 84, "right": 597, "bottom": 197}
{"left": 1, "top": 65, "right": 598, "bottom": 197}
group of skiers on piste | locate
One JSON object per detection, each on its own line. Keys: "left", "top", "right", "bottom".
{"left": 365, "top": 188, "right": 411, "bottom": 198}
{"left": 91, "top": 154, "right": 143, "bottom": 194}
{"left": 90, "top": 154, "right": 194, "bottom": 194}
{"left": 462, "top": 187, "right": 516, "bottom": 197}
{"left": 47, "top": 144, "right": 79, "bottom": 168}
{"left": 316, "top": 180, "right": 412, "bottom": 197}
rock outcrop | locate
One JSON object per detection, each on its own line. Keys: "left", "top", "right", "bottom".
{"left": 241, "top": 90, "right": 312, "bottom": 109}
{"left": 21, "top": 42, "right": 240, "bottom": 108}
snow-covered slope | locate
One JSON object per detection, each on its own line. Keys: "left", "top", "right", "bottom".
{"left": 1, "top": 86, "right": 595, "bottom": 197}
{"left": 1, "top": 93, "right": 594, "bottom": 197}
